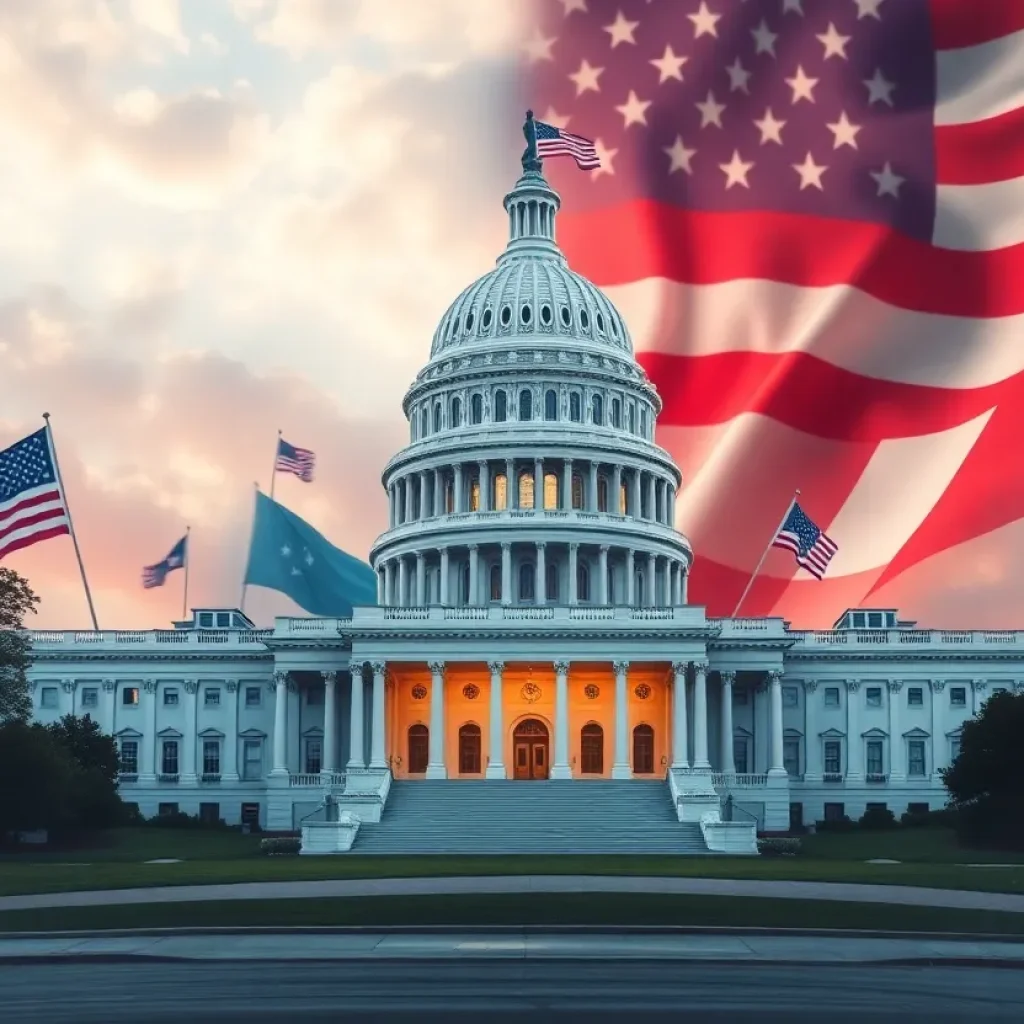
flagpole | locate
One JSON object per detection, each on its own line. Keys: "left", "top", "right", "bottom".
{"left": 731, "top": 489, "right": 800, "bottom": 619}
{"left": 269, "top": 429, "right": 282, "bottom": 500}
{"left": 239, "top": 482, "right": 259, "bottom": 612}
{"left": 182, "top": 525, "right": 191, "bottom": 620}
{"left": 41, "top": 412, "right": 100, "bottom": 631}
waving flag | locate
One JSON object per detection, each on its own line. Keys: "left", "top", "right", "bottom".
{"left": 0, "top": 428, "right": 70, "bottom": 561}
{"left": 275, "top": 438, "right": 316, "bottom": 484}
{"left": 142, "top": 535, "right": 188, "bottom": 590}
{"left": 535, "top": 118, "right": 601, "bottom": 169}
{"left": 773, "top": 503, "right": 839, "bottom": 581}
{"left": 529, "top": 0, "right": 1024, "bottom": 624}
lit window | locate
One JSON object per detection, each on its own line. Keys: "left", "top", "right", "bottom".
{"left": 470, "top": 479, "right": 480, "bottom": 512}
{"left": 493, "top": 473, "right": 508, "bottom": 511}
{"left": 518, "top": 472, "right": 534, "bottom": 509}
{"left": 122, "top": 687, "right": 139, "bottom": 706}
{"left": 543, "top": 473, "right": 559, "bottom": 509}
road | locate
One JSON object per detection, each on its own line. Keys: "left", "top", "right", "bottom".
{"left": 3, "top": 960, "right": 1024, "bottom": 1022}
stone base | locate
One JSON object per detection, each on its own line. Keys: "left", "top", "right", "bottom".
{"left": 550, "top": 763, "right": 572, "bottom": 780}
{"left": 701, "top": 817, "right": 759, "bottom": 854}
{"left": 485, "top": 763, "right": 507, "bottom": 779}
{"left": 425, "top": 764, "right": 448, "bottom": 780}
{"left": 300, "top": 815, "right": 360, "bottom": 855}
{"left": 611, "top": 764, "right": 632, "bottom": 780}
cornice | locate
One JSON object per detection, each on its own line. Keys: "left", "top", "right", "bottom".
{"left": 786, "top": 651, "right": 1024, "bottom": 663}
{"left": 29, "top": 651, "right": 274, "bottom": 663}
{"left": 345, "top": 626, "right": 715, "bottom": 643}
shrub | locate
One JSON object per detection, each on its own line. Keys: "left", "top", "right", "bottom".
{"left": 260, "top": 836, "right": 301, "bottom": 856}
{"left": 814, "top": 815, "right": 856, "bottom": 833}
{"left": 900, "top": 807, "right": 955, "bottom": 829}
{"left": 859, "top": 805, "right": 898, "bottom": 830}
{"left": 758, "top": 837, "right": 801, "bottom": 857}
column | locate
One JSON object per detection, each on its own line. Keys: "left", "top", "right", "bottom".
{"left": 102, "top": 679, "right": 116, "bottom": 734}
{"left": 369, "top": 662, "right": 387, "bottom": 769}
{"left": 646, "top": 474, "right": 656, "bottom": 521}
{"left": 568, "top": 543, "right": 579, "bottom": 605}
{"left": 845, "top": 680, "right": 862, "bottom": 780}
{"left": 415, "top": 552, "right": 426, "bottom": 606}
{"left": 383, "top": 561, "right": 394, "bottom": 607}
{"left": 768, "top": 669, "right": 785, "bottom": 774}
{"left": 347, "top": 668, "right": 365, "bottom": 768}
{"left": 888, "top": 680, "right": 904, "bottom": 781}
{"left": 485, "top": 661, "right": 506, "bottom": 778}
{"left": 224, "top": 680, "right": 240, "bottom": 781}
{"left": 656, "top": 480, "right": 665, "bottom": 523}
{"left": 397, "top": 557, "right": 408, "bottom": 607}
{"left": 720, "top": 670, "right": 735, "bottom": 774}
{"left": 598, "top": 546, "right": 609, "bottom": 604}
{"left": 612, "top": 660, "right": 631, "bottom": 778}
{"left": 929, "top": 680, "right": 945, "bottom": 773}
{"left": 376, "top": 568, "right": 385, "bottom": 604}
{"left": 478, "top": 461, "right": 490, "bottom": 513}
{"left": 418, "top": 470, "right": 428, "bottom": 519}
{"left": 434, "top": 468, "right": 443, "bottom": 516}
{"left": 671, "top": 563, "right": 681, "bottom": 606}
{"left": 534, "top": 457, "right": 544, "bottom": 511}
{"left": 505, "top": 458, "right": 514, "bottom": 508}
{"left": 562, "top": 458, "right": 573, "bottom": 511}
{"left": 662, "top": 560, "right": 672, "bottom": 606}
{"left": 680, "top": 564, "right": 689, "bottom": 604}
{"left": 388, "top": 485, "right": 396, "bottom": 528}
{"left": 426, "top": 661, "right": 447, "bottom": 778}
{"left": 670, "top": 661, "right": 689, "bottom": 769}
{"left": 803, "top": 681, "right": 821, "bottom": 779}
{"left": 403, "top": 477, "right": 413, "bottom": 523}
{"left": 612, "top": 465, "right": 623, "bottom": 515}
{"left": 668, "top": 484, "right": 676, "bottom": 525}
{"left": 588, "top": 461, "right": 599, "bottom": 510}
{"left": 552, "top": 660, "right": 572, "bottom": 778}
{"left": 631, "top": 469, "right": 642, "bottom": 518}
{"left": 439, "top": 547, "right": 450, "bottom": 604}
{"left": 321, "top": 671, "right": 338, "bottom": 774}
{"left": 182, "top": 679, "right": 198, "bottom": 783}
{"left": 140, "top": 679, "right": 157, "bottom": 781}
{"left": 453, "top": 463, "right": 464, "bottom": 513}
{"left": 501, "top": 542, "right": 512, "bottom": 605}
{"left": 625, "top": 549, "right": 635, "bottom": 605}
{"left": 692, "top": 660, "right": 710, "bottom": 770}
{"left": 536, "top": 542, "right": 547, "bottom": 604}
{"left": 646, "top": 552, "right": 657, "bottom": 606}
{"left": 469, "top": 545, "right": 480, "bottom": 605}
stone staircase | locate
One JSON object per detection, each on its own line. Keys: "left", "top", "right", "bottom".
{"left": 351, "top": 779, "right": 709, "bottom": 854}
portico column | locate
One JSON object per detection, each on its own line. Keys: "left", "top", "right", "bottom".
{"left": 485, "top": 661, "right": 506, "bottom": 778}
{"left": 478, "top": 461, "right": 490, "bottom": 512}
{"left": 501, "top": 542, "right": 512, "bottom": 605}
{"left": 369, "top": 662, "right": 387, "bottom": 769}
{"left": 720, "top": 670, "right": 736, "bottom": 774}
{"left": 562, "top": 458, "right": 573, "bottom": 511}
{"left": 625, "top": 548, "right": 635, "bottom": 605}
{"left": 680, "top": 564, "right": 689, "bottom": 604}
{"left": 433, "top": 469, "right": 443, "bottom": 516}
{"left": 426, "top": 661, "right": 447, "bottom": 778}
{"left": 140, "top": 680, "right": 157, "bottom": 782}
{"left": 321, "top": 671, "right": 338, "bottom": 774}
{"left": 612, "top": 660, "right": 631, "bottom": 778}
{"left": 534, "top": 458, "right": 544, "bottom": 511}
{"left": 397, "top": 557, "right": 408, "bottom": 606}
{"left": 568, "top": 543, "right": 579, "bottom": 605}
{"left": 671, "top": 661, "right": 689, "bottom": 769}
{"left": 588, "top": 461, "right": 599, "bottom": 511}
{"left": 223, "top": 680, "right": 240, "bottom": 781}
{"left": 552, "top": 660, "right": 572, "bottom": 778}
{"left": 182, "top": 680, "right": 198, "bottom": 783}
{"left": 383, "top": 560, "right": 394, "bottom": 606}
{"left": 272, "top": 670, "right": 289, "bottom": 774}
{"left": 404, "top": 477, "right": 413, "bottom": 523}
{"left": 347, "top": 667, "right": 365, "bottom": 768}
{"left": 631, "top": 469, "right": 642, "bottom": 518}
{"left": 388, "top": 485, "right": 396, "bottom": 528}
{"left": 415, "top": 552, "right": 426, "bottom": 606}
{"left": 888, "top": 681, "right": 905, "bottom": 781}
{"left": 768, "top": 669, "right": 785, "bottom": 774}
{"left": 671, "top": 563, "right": 681, "bottom": 606}
{"left": 505, "top": 459, "right": 514, "bottom": 508}
{"left": 646, "top": 551, "right": 657, "bottom": 606}
{"left": 453, "top": 463, "right": 464, "bottom": 513}
{"left": 662, "top": 560, "right": 672, "bottom": 605}
{"left": 598, "top": 545, "right": 609, "bottom": 604}
{"left": 469, "top": 544, "right": 480, "bottom": 605}
{"left": 536, "top": 542, "right": 547, "bottom": 604}
{"left": 668, "top": 484, "right": 676, "bottom": 525}
{"left": 845, "top": 680, "right": 862, "bottom": 780}
{"left": 612, "top": 465, "right": 623, "bottom": 515}
{"left": 646, "top": 474, "right": 656, "bottom": 521}
{"left": 692, "top": 660, "right": 710, "bottom": 770}
{"left": 439, "top": 547, "right": 450, "bottom": 604}
{"left": 418, "top": 470, "right": 428, "bottom": 518}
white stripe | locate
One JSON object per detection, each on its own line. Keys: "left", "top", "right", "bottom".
{"left": 823, "top": 408, "right": 992, "bottom": 577}
{"left": 0, "top": 511, "right": 70, "bottom": 554}
{"left": 936, "top": 26, "right": 1024, "bottom": 126}
{"left": 934, "top": 176, "right": 1024, "bottom": 251}
{"left": 610, "top": 277, "right": 1024, "bottom": 389}
{"left": 0, "top": 484, "right": 64, "bottom": 520}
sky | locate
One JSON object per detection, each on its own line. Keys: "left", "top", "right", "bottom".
{"left": 0, "top": 0, "right": 533, "bottom": 629}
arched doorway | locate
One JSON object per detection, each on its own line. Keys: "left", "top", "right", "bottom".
{"left": 580, "top": 723, "right": 604, "bottom": 775}
{"left": 407, "top": 724, "right": 429, "bottom": 774}
{"left": 632, "top": 724, "right": 655, "bottom": 775}
{"left": 458, "top": 723, "right": 482, "bottom": 774}
{"left": 513, "top": 718, "right": 549, "bottom": 780}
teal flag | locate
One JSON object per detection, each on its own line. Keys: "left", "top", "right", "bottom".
{"left": 243, "top": 491, "right": 377, "bottom": 616}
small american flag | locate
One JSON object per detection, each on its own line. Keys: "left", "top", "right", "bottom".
{"left": 0, "top": 427, "right": 70, "bottom": 562}
{"left": 772, "top": 502, "right": 838, "bottom": 581}
{"left": 535, "top": 119, "right": 601, "bottom": 170}
{"left": 275, "top": 438, "right": 316, "bottom": 483}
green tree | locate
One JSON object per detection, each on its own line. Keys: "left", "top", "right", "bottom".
{"left": 0, "top": 567, "right": 39, "bottom": 725}
{"left": 0, "top": 721, "right": 77, "bottom": 835}
{"left": 942, "top": 689, "right": 1024, "bottom": 849}
{"left": 47, "top": 714, "right": 126, "bottom": 829}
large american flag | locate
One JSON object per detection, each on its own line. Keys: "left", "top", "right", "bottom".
{"left": 0, "top": 428, "right": 70, "bottom": 562}
{"left": 275, "top": 438, "right": 316, "bottom": 483}
{"left": 535, "top": 118, "right": 602, "bottom": 169}
{"left": 528, "top": 0, "right": 1024, "bottom": 625}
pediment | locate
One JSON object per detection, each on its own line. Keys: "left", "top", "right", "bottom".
{"left": 783, "top": 727, "right": 803, "bottom": 738}
{"left": 156, "top": 727, "right": 182, "bottom": 738}
{"left": 115, "top": 727, "right": 143, "bottom": 738}
{"left": 861, "top": 727, "right": 889, "bottom": 739}
{"left": 946, "top": 725, "right": 964, "bottom": 738}
{"left": 732, "top": 726, "right": 753, "bottom": 738}
{"left": 819, "top": 727, "right": 846, "bottom": 738}
{"left": 238, "top": 728, "right": 267, "bottom": 739}
{"left": 903, "top": 727, "right": 930, "bottom": 738}
{"left": 198, "top": 727, "right": 225, "bottom": 738}
{"left": 302, "top": 726, "right": 324, "bottom": 737}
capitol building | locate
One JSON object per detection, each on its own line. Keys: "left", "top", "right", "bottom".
{"left": 24, "top": 149, "right": 1017, "bottom": 854}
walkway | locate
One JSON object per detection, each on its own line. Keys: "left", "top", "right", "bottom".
{"left": 3, "top": 875, "right": 1024, "bottom": 913}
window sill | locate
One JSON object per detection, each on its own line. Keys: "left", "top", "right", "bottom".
{"left": 823, "top": 773, "right": 844, "bottom": 783}
{"left": 201, "top": 773, "right": 222, "bottom": 783}
{"left": 158, "top": 774, "right": 180, "bottom": 784}
{"left": 866, "top": 774, "right": 888, "bottom": 783}
{"left": 118, "top": 774, "right": 138, "bottom": 783}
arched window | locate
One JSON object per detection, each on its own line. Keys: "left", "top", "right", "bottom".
{"left": 620, "top": 483, "right": 628, "bottom": 516}
{"left": 611, "top": 398, "right": 622, "bottom": 428}
{"left": 592, "top": 394, "right": 604, "bottom": 426}
{"left": 518, "top": 471, "right": 534, "bottom": 509}
{"left": 543, "top": 472, "right": 559, "bottom": 510}
{"left": 408, "top": 725, "right": 429, "bottom": 774}
{"left": 493, "top": 473, "right": 508, "bottom": 511}
{"left": 471, "top": 393, "right": 483, "bottom": 424}
{"left": 544, "top": 388, "right": 558, "bottom": 421}
{"left": 577, "top": 562, "right": 590, "bottom": 602}
{"left": 494, "top": 389, "right": 507, "bottom": 422}
{"left": 445, "top": 479, "right": 454, "bottom": 514}
{"left": 421, "top": 407, "right": 430, "bottom": 436}
{"left": 460, "top": 562, "right": 471, "bottom": 604}
{"left": 489, "top": 564, "right": 502, "bottom": 602}
{"left": 634, "top": 569, "right": 645, "bottom": 606}
{"left": 640, "top": 406, "right": 649, "bottom": 438}
{"left": 433, "top": 403, "right": 441, "bottom": 433}
{"left": 519, "top": 389, "right": 533, "bottom": 421}
{"left": 581, "top": 723, "right": 604, "bottom": 774}
{"left": 597, "top": 477, "right": 608, "bottom": 513}
{"left": 519, "top": 562, "right": 535, "bottom": 602}
{"left": 450, "top": 395, "right": 462, "bottom": 427}
{"left": 469, "top": 478, "right": 480, "bottom": 512}
{"left": 571, "top": 473, "right": 584, "bottom": 510}
{"left": 569, "top": 392, "right": 582, "bottom": 422}
{"left": 633, "top": 724, "right": 655, "bottom": 774}
{"left": 458, "top": 723, "right": 482, "bottom": 774}
{"left": 546, "top": 561, "right": 559, "bottom": 603}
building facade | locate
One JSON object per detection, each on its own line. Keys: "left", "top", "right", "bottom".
{"left": 24, "top": 155, "right": 1022, "bottom": 843}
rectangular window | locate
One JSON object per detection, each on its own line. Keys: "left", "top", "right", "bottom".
{"left": 823, "top": 802, "right": 845, "bottom": 821}
{"left": 161, "top": 741, "right": 179, "bottom": 775}
{"left": 157, "top": 802, "right": 179, "bottom": 816}
{"left": 907, "top": 687, "right": 923, "bottom": 706}
{"left": 245, "top": 686, "right": 262, "bottom": 708}
{"left": 241, "top": 802, "right": 260, "bottom": 827}
{"left": 216, "top": 613, "right": 230, "bottom": 628}
{"left": 783, "top": 739, "right": 800, "bottom": 776}
{"left": 122, "top": 687, "right": 139, "bottom": 706}
{"left": 198, "top": 612, "right": 214, "bottom": 627}
{"left": 824, "top": 740, "right": 842, "bottom": 774}
{"left": 202, "top": 740, "right": 221, "bottom": 775}
{"left": 119, "top": 740, "right": 138, "bottom": 775}
{"left": 950, "top": 736, "right": 962, "bottom": 761}
{"left": 992, "top": 685, "right": 1009, "bottom": 694}
{"left": 305, "top": 739, "right": 322, "bottom": 775}
{"left": 81, "top": 686, "right": 98, "bottom": 707}
{"left": 867, "top": 612, "right": 883, "bottom": 628}
{"left": 908, "top": 802, "right": 929, "bottom": 814}
{"left": 950, "top": 687, "right": 967, "bottom": 707}
{"left": 40, "top": 686, "right": 58, "bottom": 708}
{"left": 199, "top": 802, "right": 220, "bottom": 824}
{"left": 866, "top": 686, "right": 882, "bottom": 707}
{"left": 732, "top": 738, "right": 749, "bottom": 774}
{"left": 204, "top": 687, "right": 221, "bottom": 707}
{"left": 782, "top": 686, "right": 799, "bottom": 708}
{"left": 824, "top": 686, "right": 840, "bottom": 707}
{"left": 243, "top": 739, "right": 263, "bottom": 780}
{"left": 866, "top": 740, "right": 884, "bottom": 775}
{"left": 908, "top": 740, "right": 926, "bottom": 776}
{"left": 163, "top": 689, "right": 179, "bottom": 706}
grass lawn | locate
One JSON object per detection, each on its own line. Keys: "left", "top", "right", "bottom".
{"left": 2, "top": 893, "right": 1024, "bottom": 935}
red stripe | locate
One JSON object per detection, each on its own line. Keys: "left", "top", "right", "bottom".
{"left": 639, "top": 350, "right": 1010, "bottom": 442}
{"left": 558, "top": 203, "right": 1024, "bottom": 319}
{"left": 0, "top": 523, "right": 70, "bottom": 562}
{"left": 0, "top": 501, "right": 67, "bottom": 544}
{"left": 929, "top": 0, "right": 1024, "bottom": 50}
{"left": 935, "top": 106, "right": 1024, "bottom": 185}
{"left": 0, "top": 488, "right": 63, "bottom": 522}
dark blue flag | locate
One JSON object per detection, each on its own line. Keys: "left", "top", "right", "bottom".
{"left": 142, "top": 535, "right": 187, "bottom": 589}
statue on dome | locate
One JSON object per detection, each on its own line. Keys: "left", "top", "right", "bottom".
{"left": 522, "top": 110, "right": 542, "bottom": 174}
